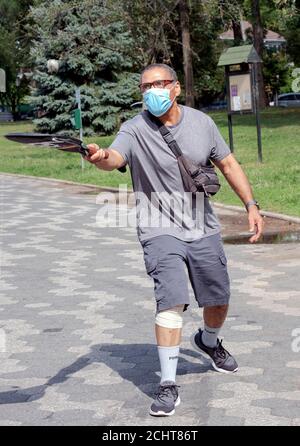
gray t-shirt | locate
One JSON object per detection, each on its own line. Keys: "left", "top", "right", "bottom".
{"left": 109, "top": 105, "right": 231, "bottom": 242}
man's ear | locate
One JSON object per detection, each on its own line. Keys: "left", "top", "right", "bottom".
{"left": 175, "top": 81, "right": 181, "bottom": 97}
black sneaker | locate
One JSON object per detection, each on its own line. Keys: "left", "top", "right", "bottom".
{"left": 191, "top": 329, "right": 238, "bottom": 374}
{"left": 149, "top": 381, "right": 180, "bottom": 417}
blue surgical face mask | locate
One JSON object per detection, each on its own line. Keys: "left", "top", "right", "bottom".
{"left": 143, "top": 87, "right": 175, "bottom": 117}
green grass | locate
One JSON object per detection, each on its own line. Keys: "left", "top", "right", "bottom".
{"left": 1, "top": 108, "right": 300, "bottom": 216}
{"left": 210, "top": 108, "right": 300, "bottom": 216}
{"left": 0, "top": 121, "right": 130, "bottom": 188}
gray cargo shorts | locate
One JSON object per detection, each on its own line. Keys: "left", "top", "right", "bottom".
{"left": 141, "top": 233, "right": 230, "bottom": 312}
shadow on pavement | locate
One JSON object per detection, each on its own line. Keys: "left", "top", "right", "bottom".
{"left": 0, "top": 343, "right": 211, "bottom": 405}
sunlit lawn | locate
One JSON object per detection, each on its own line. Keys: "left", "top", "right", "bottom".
{"left": 0, "top": 107, "right": 299, "bottom": 216}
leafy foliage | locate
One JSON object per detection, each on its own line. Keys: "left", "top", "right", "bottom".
{"left": 0, "top": 0, "right": 37, "bottom": 117}
{"left": 2, "top": 0, "right": 299, "bottom": 128}
{"left": 29, "top": 0, "right": 140, "bottom": 135}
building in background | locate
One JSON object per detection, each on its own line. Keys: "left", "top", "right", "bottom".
{"left": 219, "top": 20, "right": 286, "bottom": 51}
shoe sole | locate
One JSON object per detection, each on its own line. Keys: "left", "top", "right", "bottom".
{"left": 149, "top": 396, "right": 181, "bottom": 417}
{"left": 190, "top": 332, "right": 238, "bottom": 375}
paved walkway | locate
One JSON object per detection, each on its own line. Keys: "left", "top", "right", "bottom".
{"left": 0, "top": 174, "right": 300, "bottom": 426}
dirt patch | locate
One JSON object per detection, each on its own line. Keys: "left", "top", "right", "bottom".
{"left": 218, "top": 211, "right": 300, "bottom": 237}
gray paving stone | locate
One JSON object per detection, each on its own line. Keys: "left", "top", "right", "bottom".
{"left": 1, "top": 173, "right": 300, "bottom": 426}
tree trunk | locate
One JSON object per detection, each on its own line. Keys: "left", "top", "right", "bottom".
{"left": 232, "top": 20, "right": 243, "bottom": 46}
{"left": 10, "top": 93, "right": 18, "bottom": 120}
{"left": 250, "top": 0, "right": 267, "bottom": 107}
{"left": 179, "top": 0, "right": 195, "bottom": 108}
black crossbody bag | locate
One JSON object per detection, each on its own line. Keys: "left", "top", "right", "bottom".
{"left": 147, "top": 112, "right": 221, "bottom": 197}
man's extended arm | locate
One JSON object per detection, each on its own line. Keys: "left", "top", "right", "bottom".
{"left": 213, "top": 153, "right": 264, "bottom": 243}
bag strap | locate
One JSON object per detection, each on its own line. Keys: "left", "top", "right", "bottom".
{"left": 146, "top": 111, "right": 182, "bottom": 158}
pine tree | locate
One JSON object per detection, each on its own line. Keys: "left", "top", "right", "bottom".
{"left": 29, "top": 0, "right": 140, "bottom": 135}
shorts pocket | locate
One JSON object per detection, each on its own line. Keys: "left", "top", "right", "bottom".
{"left": 219, "top": 254, "right": 227, "bottom": 266}
{"left": 144, "top": 253, "right": 158, "bottom": 275}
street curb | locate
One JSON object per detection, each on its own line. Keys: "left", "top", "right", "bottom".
{"left": 0, "top": 172, "right": 121, "bottom": 193}
{"left": 212, "top": 202, "right": 300, "bottom": 224}
{"left": 2, "top": 172, "right": 300, "bottom": 224}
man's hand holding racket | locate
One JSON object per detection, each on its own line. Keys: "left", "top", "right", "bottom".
{"left": 4, "top": 132, "right": 127, "bottom": 173}
{"left": 85, "top": 143, "right": 127, "bottom": 172}
{"left": 84, "top": 143, "right": 110, "bottom": 164}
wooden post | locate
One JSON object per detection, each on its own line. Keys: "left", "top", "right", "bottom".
{"left": 225, "top": 66, "right": 234, "bottom": 152}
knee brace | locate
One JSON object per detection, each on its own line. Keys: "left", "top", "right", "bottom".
{"left": 155, "top": 305, "right": 184, "bottom": 329}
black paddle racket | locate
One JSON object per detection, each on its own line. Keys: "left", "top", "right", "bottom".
{"left": 4, "top": 133, "right": 126, "bottom": 172}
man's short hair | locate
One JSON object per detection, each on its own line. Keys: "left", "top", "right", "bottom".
{"left": 140, "top": 64, "right": 178, "bottom": 82}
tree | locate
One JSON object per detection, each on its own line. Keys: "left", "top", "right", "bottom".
{"left": 179, "top": 0, "right": 194, "bottom": 107}
{"left": 215, "top": 0, "right": 245, "bottom": 45}
{"left": 0, "top": 0, "right": 37, "bottom": 118}
{"left": 232, "top": 19, "right": 244, "bottom": 46}
{"left": 285, "top": 0, "right": 300, "bottom": 65}
{"left": 263, "top": 50, "right": 291, "bottom": 100}
{"left": 237, "top": 0, "right": 300, "bottom": 103}
{"left": 29, "top": 0, "right": 140, "bottom": 135}
{"left": 121, "top": 0, "right": 180, "bottom": 67}
{"left": 250, "top": 0, "right": 267, "bottom": 107}
{"left": 185, "top": 1, "right": 228, "bottom": 107}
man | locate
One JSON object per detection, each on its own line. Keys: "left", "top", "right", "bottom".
{"left": 85, "top": 64, "right": 264, "bottom": 417}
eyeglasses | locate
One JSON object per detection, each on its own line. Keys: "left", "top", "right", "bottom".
{"left": 139, "top": 79, "right": 175, "bottom": 93}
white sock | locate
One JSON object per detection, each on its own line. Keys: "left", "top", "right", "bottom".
{"left": 202, "top": 323, "right": 221, "bottom": 348}
{"left": 157, "top": 345, "right": 179, "bottom": 384}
